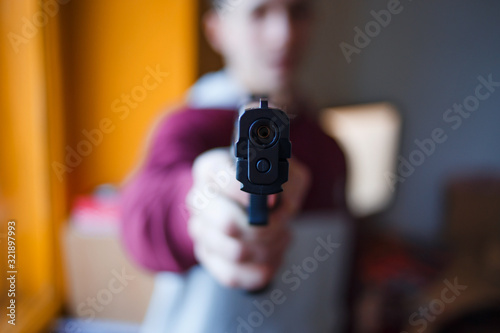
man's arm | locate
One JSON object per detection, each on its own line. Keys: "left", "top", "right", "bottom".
{"left": 119, "top": 108, "right": 235, "bottom": 272}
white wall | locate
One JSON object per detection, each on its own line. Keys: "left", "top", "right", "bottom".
{"left": 301, "top": 0, "right": 500, "bottom": 241}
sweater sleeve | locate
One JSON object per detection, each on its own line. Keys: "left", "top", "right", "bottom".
{"left": 119, "top": 108, "right": 234, "bottom": 272}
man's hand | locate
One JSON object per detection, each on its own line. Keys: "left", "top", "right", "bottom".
{"left": 186, "top": 148, "right": 311, "bottom": 291}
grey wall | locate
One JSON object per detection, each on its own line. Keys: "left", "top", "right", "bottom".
{"left": 301, "top": 0, "right": 500, "bottom": 241}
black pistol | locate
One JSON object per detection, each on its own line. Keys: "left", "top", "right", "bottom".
{"left": 234, "top": 98, "right": 291, "bottom": 226}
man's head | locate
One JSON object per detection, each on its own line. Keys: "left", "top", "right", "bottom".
{"left": 204, "top": 0, "right": 315, "bottom": 97}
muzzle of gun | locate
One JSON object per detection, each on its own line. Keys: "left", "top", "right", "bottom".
{"left": 234, "top": 97, "right": 291, "bottom": 226}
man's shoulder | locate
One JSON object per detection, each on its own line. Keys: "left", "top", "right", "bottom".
{"left": 291, "top": 113, "right": 342, "bottom": 149}
{"left": 147, "top": 105, "right": 237, "bottom": 152}
{"left": 165, "top": 105, "right": 237, "bottom": 123}
{"left": 155, "top": 105, "right": 238, "bottom": 134}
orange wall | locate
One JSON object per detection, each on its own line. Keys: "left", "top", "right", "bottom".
{"left": 0, "top": 0, "right": 64, "bottom": 331}
{"left": 0, "top": 1, "right": 198, "bottom": 331}
{"left": 58, "top": 0, "right": 198, "bottom": 201}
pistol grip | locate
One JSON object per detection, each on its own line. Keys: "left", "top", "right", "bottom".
{"left": 249, "top": 194, "right": 268, "bottom": 226}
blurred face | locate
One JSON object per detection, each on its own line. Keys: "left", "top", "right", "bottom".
{"left": 205, "top": 0, "right": 315, "bottom": 95}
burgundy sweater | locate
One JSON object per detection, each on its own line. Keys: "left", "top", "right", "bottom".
{"left": 120, "top": 107, "right": 347, "bottom": 272}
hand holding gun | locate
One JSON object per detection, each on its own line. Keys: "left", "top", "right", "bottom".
{"left": 188, "top": 99, "right": 309, "bottom": 291}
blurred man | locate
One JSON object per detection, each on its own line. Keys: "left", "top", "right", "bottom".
{"left": 121, "top": 0, "right": 352, "bottom": 331}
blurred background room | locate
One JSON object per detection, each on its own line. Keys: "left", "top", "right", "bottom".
{"left": 1, "top": 0, "right": 499, "bottom": 332}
